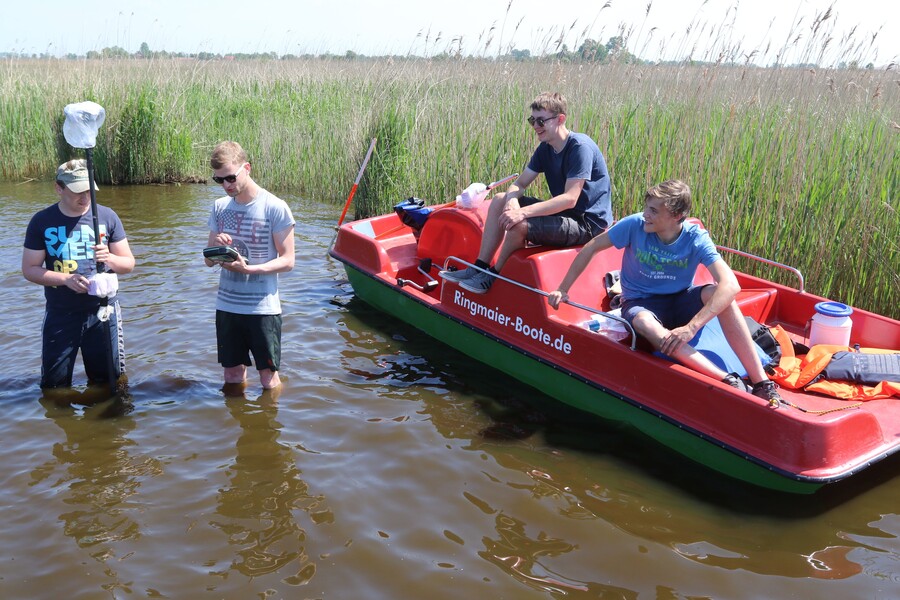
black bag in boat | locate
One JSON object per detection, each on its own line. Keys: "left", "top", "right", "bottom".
{"left": 604, "top": 270, "right": 622, "bottom": 309}
{"left": 822, "top": 351, "right": 900, "bottom": 385}
{"left": 745, "top": 317, "right": 782, "bottom": 367}
{"left": 394, "top": 197, "right": 432, "bottom": 234}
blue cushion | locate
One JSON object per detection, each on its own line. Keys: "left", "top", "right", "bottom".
{"left": 655, "top": 316, "right": 771, "bottom": 377}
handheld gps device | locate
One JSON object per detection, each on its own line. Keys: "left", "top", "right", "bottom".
{"left": 203, "top": 246, "right": 240, "bottom": 263}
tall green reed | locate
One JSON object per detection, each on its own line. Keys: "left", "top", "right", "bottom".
{"left": 0, "top": 57, "right": 897, "bottom": 317}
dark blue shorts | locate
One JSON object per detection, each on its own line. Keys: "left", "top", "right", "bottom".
{"left": 41, "top": 303, "right": 125, "bottom": 388}
{"left": 519, "top": 196, "right": 596, "bottom": 247}
{"left": 621, "top": 286, "right": 709, "bottom": 330}
{"left": 216, "top": 311, "right": 282, "bottom": 371}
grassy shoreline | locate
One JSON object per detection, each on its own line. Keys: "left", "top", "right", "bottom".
{"left": 1, "top": 57, "right": 897, "bottom": 317}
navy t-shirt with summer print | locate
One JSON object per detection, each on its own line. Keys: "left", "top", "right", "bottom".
{"left": 23, "top": 203, "right": 126, "bottom": 311}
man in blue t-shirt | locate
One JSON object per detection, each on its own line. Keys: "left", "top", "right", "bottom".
{"left": 547, "top": 180, "right": 782, "bottom": 404}
{"left": 22, "top": 159, "right": 136, "bottom": 389}
{"left": 441, "top": 92, "right": 611, "bottom": 294}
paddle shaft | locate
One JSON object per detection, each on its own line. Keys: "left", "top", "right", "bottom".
{"left": 487, "top": 172, "right": 518, "bottom": 191}
{"left": 85, "top": 148, "right": 117, "bottom": 394}
{"left": 85, "top": 149, "right": 106, "bottom": 271}
{"left": 337, "top": 138, "right": 377, "bottom": 227}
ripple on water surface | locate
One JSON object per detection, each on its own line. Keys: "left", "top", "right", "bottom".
{"left": 0, "top": 182, "right": 897, "bottom": 598}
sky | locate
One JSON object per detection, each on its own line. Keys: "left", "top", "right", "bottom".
{"left": 3, "top": 0, "right": 898, "bottom": 66}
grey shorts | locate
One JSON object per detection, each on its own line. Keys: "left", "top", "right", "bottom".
{"left": 520, "top": 196, "right": 595, "bottom": 247}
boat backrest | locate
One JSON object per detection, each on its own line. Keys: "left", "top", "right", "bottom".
{"left": 417, "top": 206, "right": 488, "bottom": 270}
{"left": 503, "top": 244, "right": 625, "bottom": 322}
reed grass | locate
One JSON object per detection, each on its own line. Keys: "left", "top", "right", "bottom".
{"left": 0, "top": 55, "right": 896, "bottom": 317}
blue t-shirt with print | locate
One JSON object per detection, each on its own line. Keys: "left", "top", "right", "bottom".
{"left": 23, "top": 203, "right": 126, "bottom": 311}
{"left": 526, "top": 132, "right": 611, "bottom": 234}
{"left": 606, "top": 213, "right": 721, "bottom": 300}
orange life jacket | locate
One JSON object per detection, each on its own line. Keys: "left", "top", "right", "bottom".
{"left": 768, "top": 326, "right": 900, "bottom": 401}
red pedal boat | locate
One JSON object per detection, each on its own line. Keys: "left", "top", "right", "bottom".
{"left": 330, "top": 202, "right": 900, "bottom": 494}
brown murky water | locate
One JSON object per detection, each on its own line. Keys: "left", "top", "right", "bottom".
{"left": 0, "top": 181, "right": 897, "bottom": 599}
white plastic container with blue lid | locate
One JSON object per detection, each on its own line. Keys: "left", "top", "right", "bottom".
{"left": 809, "top": 301, "right": 853, "bottom": 347}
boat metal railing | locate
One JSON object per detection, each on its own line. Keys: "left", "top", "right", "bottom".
{"left": 441, "top": 256, "right": 638, "bottom": 351}
{"left": 716, "top": 245, "right": 805, "bottom": 293}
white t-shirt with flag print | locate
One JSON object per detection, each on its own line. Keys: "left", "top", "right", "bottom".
{"left": 208, "top": 189, "right": 295, "bottom": 315}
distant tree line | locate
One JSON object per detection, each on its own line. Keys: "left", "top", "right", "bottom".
{"left": 495, "top": 36, "right": 636, "bottom": 64}
{"left": 0, "top": 37, "right": 874, "bottom": 68}
{"left": 0, "top": 37, "right": 638, "bottom": 63}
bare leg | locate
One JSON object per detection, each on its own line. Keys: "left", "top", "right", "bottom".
{"left": 259, "top": 369, "right": 282, "bottom": 390}
{"left": 492, "top": 220, "right": 528, "bottom": 272}
{"left": 717, "top": 301, "right": 769, "bottom": 384}
{"left": 224, "top": 365, "right": 247, "bottom": 384}
{"left": 475, "top": 194, "right": 516, "bottom": 264}
{"left": 632, "top": 312, "right": 729, "bottom": 380}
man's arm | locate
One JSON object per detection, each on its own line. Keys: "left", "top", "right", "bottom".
{"left": 226, "top": 225, "right": 295, "bottom": 275}
{"left": 96, "top": 238, "right": 135, "bottom": 274}
{"left": 501, "top": 176, "right": 585, "bottom": 231}
{"left": 22, "top": 247, "right": 90, "bottom": 293}
{"left": 523, "top": 177, "right": 584, "bottom": 217}
{"left": 495, "top": 168, "right": 538, "bottom": 203}
{"left": 547, "top": 231, "right": 614, "bottom": 308}
{"left": 672, "top": 259, "right": 741, "bottom": 340}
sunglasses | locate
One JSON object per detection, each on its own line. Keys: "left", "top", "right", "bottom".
{"left": 527, "top": 115, "right": 559, "bottom": 127}
{"left": 212, "top": 163, "right": 247, "bottom": 184}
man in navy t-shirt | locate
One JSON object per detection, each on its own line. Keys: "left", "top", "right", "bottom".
{"left": 22, "top": 159, "right": 135, "bottom": 389}
{"left": 441, "top": 91, "right": 611, "bottom": 294}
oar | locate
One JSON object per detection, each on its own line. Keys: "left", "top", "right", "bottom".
{"left": 487, "top": 172, "right": 518, "bottom": 191}
{"left": 337, "top": 138, "right": 377, "bottom": 228}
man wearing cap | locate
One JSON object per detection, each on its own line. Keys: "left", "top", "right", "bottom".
{"left": 22, "top": 159, "right": 135, "bottom": 389}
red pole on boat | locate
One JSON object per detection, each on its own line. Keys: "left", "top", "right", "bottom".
{"left": 337, "top": 138, "right": 377, "bottom": 228}
{"left": 486, "top": 172, "right": 518, "bottom": 191}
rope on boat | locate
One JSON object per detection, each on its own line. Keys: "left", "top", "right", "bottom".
{"left": 778, "top": 398, "right": 863, "bottom": 414}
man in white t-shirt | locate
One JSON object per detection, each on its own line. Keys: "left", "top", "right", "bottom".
{"left": 205, "top": 141, "right": 295, "bottom": 390}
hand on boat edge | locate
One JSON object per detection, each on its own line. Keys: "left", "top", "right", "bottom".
{"left": 547, "top": 290, "right": 567, "bottom": 309}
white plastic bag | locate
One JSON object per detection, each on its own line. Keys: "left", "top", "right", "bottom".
{"left": 455, "top": 182, "right": 488, "bottom": 209}
{"left": 582, "top": 309, "right": 629, "bottom": 341}
{"left": 63, "top": 101, "right": 106, "bottom": 149}
{"left": 88, "top": 272, "right": 119, "bottom": 298}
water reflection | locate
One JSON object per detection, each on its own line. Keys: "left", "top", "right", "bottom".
{"left": 0, "top": 181, "right": 896, "bottom": 597}
{"left": 479, "top": 513, "right": 597, "bottom": 595}
{"left": 341, "top": 300, "right": 899, "bottom": 585}
{"left": 210, "top": 387, "right": 324, "bottom": 586}
{"left": 32, "top": 394, "right": 161, "bottom": 579}
{"left": 481, "top": 430, "right": 900, "bottom": 582}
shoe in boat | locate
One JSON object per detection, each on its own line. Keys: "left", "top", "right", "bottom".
{"left": 751, "top": 380, "right": 783, "bottom": 407}
{"left": 459, "top": 270, "right": 495, "bottom": 294}
{"left": 440, "top": 266, "right": 478, "bottom": 282}
{"left": 722, "top": 372, "right": 750, "bottom": 393}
